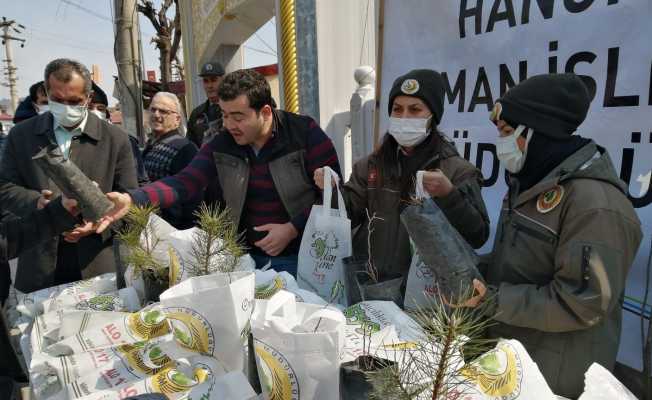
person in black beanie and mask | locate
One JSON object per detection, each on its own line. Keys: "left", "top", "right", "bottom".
{"left": 314, "top": 69, "right": 490, "bottom": 302}
{"left": 460, "top": 73, "right": 642, "bottom": 398}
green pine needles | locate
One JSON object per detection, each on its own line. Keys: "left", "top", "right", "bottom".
{"left": 366, "top": 288, "right": 496, "bottom": 400}
{"left": 118, "top": 204, "right": 168, "bottom": 284}
{"left": 186, "top": 203, "right": 245, "bottom": 276}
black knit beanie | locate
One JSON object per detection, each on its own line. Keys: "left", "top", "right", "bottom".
{"left": 497, "top": 73, "right": 591, "bottom": 139}
{"left": 388, "top": 69, "right": 445, "bottom": 124}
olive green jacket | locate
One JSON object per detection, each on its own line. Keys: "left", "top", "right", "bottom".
{"left": 485, "top": 141, "right": 642, "bottom": 398}
{"left": 342, "top": 136, "right": 490, "bottom": 283}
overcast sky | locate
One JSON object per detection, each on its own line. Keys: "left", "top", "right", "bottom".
{"left": 1, "top": 0, "right": 277, "bottom": 106}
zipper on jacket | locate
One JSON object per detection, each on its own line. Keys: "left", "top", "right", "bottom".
{"left": 574, "top": 245, "right": 592, "bottom": 294}
{"left": 241, "top": 156, "right": 250, "bottom": 186}
{"left": 511, "top": 223, "right": 519, "bottom": 246}
{"left": 511, "top": 221, "right": 556, "bottom": 244}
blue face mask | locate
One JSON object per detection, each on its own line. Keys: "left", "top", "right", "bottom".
{"left": 49, "top": 100, "right": 87, "bottom": 127}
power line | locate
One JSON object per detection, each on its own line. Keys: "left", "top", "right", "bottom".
{"left": 243, "top": 45, "right": 277, "bottom": 58}
{"left": 60, "top": 0, "right": 113, "bottom": 22}
{"left": 234, "top": 14, "right": 277, "bottom": 56}
{"left": 27, "top": 32, "right": 113, "bottom": 55}
{"left": 28, "top": 26, "right": 113, "bottom": 48}
{"left": 253, "top": 31, "right": 277, "bottom": 56}
{"left": 1, "top": 17, "right": 26, "bottom": 113}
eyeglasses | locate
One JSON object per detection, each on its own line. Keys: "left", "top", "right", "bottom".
{"left": 149, "top": 106, "right": 177, "bottom": 116}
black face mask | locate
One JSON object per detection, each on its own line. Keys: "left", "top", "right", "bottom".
{"left": 513, "top": 132, "right": 590, "bottom": 192}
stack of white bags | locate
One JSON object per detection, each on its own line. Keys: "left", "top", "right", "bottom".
{"left": 9, "top": 214, "right": 636, "bottom": 400}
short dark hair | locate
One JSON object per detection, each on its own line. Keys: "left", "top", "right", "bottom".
{"left": 44, "top": 58, "right": 92, "bottom": 95}
{"left": 217, "top": 69, "right": 272, "bottom": 111}
{"left": 29, "top": 81, "right": 46, "bottom": 102}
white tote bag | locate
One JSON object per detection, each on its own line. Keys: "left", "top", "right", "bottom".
{"left": 297, "top": 166, "right": 351, "bottom": 306}
{"left": 251, "top": 290, "right": 345, "bottom": 400}
{"left": 159, "top": 271, "right": 255, "bottom": 373}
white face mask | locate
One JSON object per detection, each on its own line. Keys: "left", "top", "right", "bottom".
{"left": 49, "top": 100, "right": 87, "bottom": 127}
{"left": 388, "top": 116, "right": 432, "bottom": 147}
{"left": 496, "top": 124, "right": 533, "bottom": 173}
{"left": 35, "top": 104, "right": 49, "bottom": 115}
{"left": 89, "top": 109, "right": 106, "bottom": 120}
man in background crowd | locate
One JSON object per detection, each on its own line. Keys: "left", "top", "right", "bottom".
{"left": 12, "top": 81, "right": 48, "bottom": 124}
{"left": 142, "top": 92, "right": 199, "bottom": 228}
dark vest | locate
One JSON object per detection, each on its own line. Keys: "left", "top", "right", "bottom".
{"left": 212, "top": 110, "right": 317, "bottom": 226}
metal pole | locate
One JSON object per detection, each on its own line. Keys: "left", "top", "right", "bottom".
{"left": 113, "top": 0, "right": 144, "bottom": 144}
{"left": 277, "top": 0, "right": 300, "bottom": 114}
{"left": 0, "top": 18, "right": 25, "bottom": 114}
{"left": 372, "top": 0, "right": 385, "bottom": 149}
{"left": 294, "top": 0, "right": 319, "bottom": 121}
{"left": 3, "top": 29, "right": 18, "bottom": 113}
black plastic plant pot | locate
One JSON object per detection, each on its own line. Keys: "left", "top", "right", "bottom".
{"left": 124, "top": 394, "right": 169, "bottom": 400}
{"left": 32, "top": 145, "right": 114, "bottom": 222}
{"left": 340, "top": 355, "right": 396, "bottom": 400}
{"left": 343, "top": 255, "right": 368, "bottom": 305}
{"left": 143, "top": 275, "right": 168, "bottom": 303}
{"left": 247, "top": 332, "right": 262, "bottom": 394}
{"left": 0, "top": 377, "right": 15, "bottom": 400}
{"left": 356, "top": 271, "right": 403, "bottom": 306}
{"left": 400, "top": 198, "right": 480, "bottom": 300}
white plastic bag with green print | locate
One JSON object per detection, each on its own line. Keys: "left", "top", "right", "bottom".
{"left": 49, "top": 353, "right": 256, "bottom": 400}
{"left": 341, "top": 301, "right": 425, "bottom": 363}
{"left": 41, "top": 306, "right": 170, "bottom": 357}
{"left": 255, "top": 269, "right": 327, "bottom": 305}
{"left": 159, "top": 271, "right": 255, "bottom": 374}
{"left": 297, "top": 166, "right": 351, "bottom": 306}
{"left": 30, "top": 333, "right": 195, "bottom": 399}
{"left": 446, "top": 339, "right": 556, "bottom": 400}
{"left": 251, "top": 290, "right": 345, "bottom": 400}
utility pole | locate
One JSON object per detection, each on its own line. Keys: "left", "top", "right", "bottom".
{"left": 0, "top": 17, "right": 25, "bottom": 114}
{"left": 113, "top": 0, "right": 145, "bottom": 145}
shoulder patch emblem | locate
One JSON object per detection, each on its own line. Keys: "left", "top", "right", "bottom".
{"left": 401, "top": 79, "right": 419, "bottom": 95}
{"left": 537, "top": 185, "right": 564, "bottom": 214}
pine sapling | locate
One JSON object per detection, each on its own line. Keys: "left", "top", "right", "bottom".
{"left": 118, "top": 205, "right": 168, "bottom": 284}
{"left": 366, "top": 287, "right": 496, "bottom": 400}
{"left": 187, "top": 203, "right": 245, "bottom": 277}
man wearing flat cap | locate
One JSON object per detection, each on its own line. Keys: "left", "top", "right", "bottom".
{"left": 187, "top": 61, "right": 226, "bottom": 148}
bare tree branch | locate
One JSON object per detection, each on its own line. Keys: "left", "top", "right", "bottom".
{"left": 170, "top": 0, "right": 182, "bottom": 62}
{"left": 137, "top": 0, "right": 181, "bottom": 86}
{"left": 137, "top": 0, "right": 161, "bottom": 32}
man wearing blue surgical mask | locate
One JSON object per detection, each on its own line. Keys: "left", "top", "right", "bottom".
{"left": 0, "top": 58, "right": 138, "bottom": 292}
{"left": 313, "top": 69, "right": 490, "bottom": 303}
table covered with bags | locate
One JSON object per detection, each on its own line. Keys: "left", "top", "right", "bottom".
{"left": 4, "top": 211, "right": 637, "bottom": 400}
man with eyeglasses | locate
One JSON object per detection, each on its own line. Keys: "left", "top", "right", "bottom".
{"left": 0, "top": 58, "right": 138, "bottom": 292}
{"left": 142, "top": 92, "right": 199, "bottom": 228}
{"left": 90, "top": 81, "right": 149, "bottom": 187}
